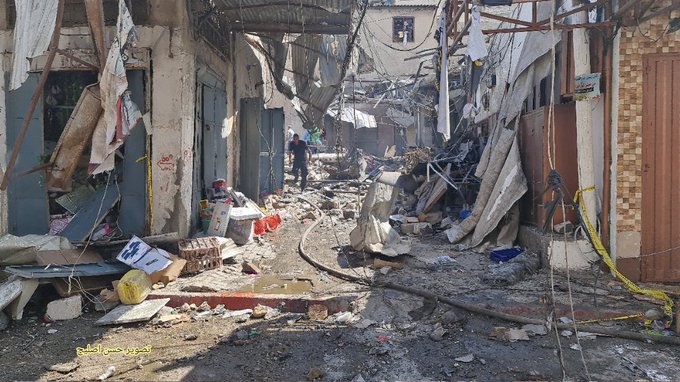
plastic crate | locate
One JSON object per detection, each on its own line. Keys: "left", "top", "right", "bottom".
{"left": 178, "top": 237, "right": 221, "bottom": 274}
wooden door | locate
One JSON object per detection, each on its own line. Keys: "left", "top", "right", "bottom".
{"left": 641, "top": 53, "right": 680, "bottom": 282}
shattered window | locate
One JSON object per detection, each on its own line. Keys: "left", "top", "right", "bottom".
{"left": 393, "top": 17, "right": 415, "bottom": 43}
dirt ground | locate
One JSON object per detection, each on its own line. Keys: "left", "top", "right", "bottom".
{"left": 2, "top": 178, "right": 680, "bottom": 381}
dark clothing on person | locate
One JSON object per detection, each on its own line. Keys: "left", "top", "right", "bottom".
{"left": 288, "top": 140, "right": 310, "bottom": 191}
{"left": 288, "top": 140, "right": 309, "bottom": 164}
{"left": 292, "top": 162, "right": 308, "bottom": 191}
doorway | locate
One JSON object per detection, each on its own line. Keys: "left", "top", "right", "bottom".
{"left": 641, "top": 53, "right": 680, "bottom": 282}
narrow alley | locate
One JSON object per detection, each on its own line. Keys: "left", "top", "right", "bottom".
{"left": 1, "top": 1, "right": 680, "bottom": 381}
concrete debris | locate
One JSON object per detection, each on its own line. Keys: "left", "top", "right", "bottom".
{"left": 308, "top": 304, "right": 329, "bottom": 321}
{"left": 351, "top": 374, "right": 366, "bottom": 382}
{"left": 343, "top": 210, "right": 357, "bottom": 220}
{"left": 522, "top": 324, "right": 548, "bottom": 336}
{"left": 47, "top": 362, "right": 80, "bottom": 374}
{"left": 251, "top": 304, "right": 269, "bottom": 319}
{"left": 560, "top": 330, "right": 573, "bottom": 337}
{"left": 454, "top": 354, "right": 475, "bottom": 363}
{"left": 184, "top": 334, "right": 198, "bottom": 341}
{"left": 400, "top": 222, "right": 432, "bottom": 235}
{"left": 334, "top": 311, "right": 354, "bottom": 324}
{"left": 429, "top": 323, "right": 447, "bottom": 341}
{"left": 0, "top": 277, "right": 23, "bottom": 312}
{"left": 47, "top": 328, "right": 58, "bottom": 334}
{"left": 306, "top": 367, "right": 325, "bottom": 381}
{"left": 179, "top": 303, "right": 191, "bottom": 312}
{"left": 198, "top": 301, "right": 212, "bottom": 311}
{"left": 46, "top": 295, "right": 82, "bottom": 321}
{"left": 241, "top": 261, "right": 261, "bottom": 274}
{"left": 6, "top": 277, "right": 39, "bottom": 320}
{"left": 570, "top": 344, "right": 582, "bottom": 351}
{"left": 97, "top": 365, "right": 115, "bottom": 381}
{"left": 320, "top": 200, "right": 340, "bottom": 210}
{"left": 379, "top": 266, "right": 390, "bottom": 275}
{"left": 553, "top": 221, "right": 574, "bottom": 234}
{"left": 223, "top": 309, "right": 253, "bottom": 319}
{"left": 440, "top": 217, "right": 453, "bottom": 229}
{"left": 96, "top": 298, "right": 170, "bottom": 326}
{"left": 489, "top": 327, "right": 530, "bottom": 342}
{"left": 353, "top": 319, "right": 376, "bottom": 329}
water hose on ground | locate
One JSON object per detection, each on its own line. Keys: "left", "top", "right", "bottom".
{"left": 296, "top": 197, "right": 680, "bottom": 346}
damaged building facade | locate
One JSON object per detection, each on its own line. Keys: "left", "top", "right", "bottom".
{"left": 0, "top": 0, "right": 355, "bottom": 240}
{"left": 448, "top": 0, "right": 680, "bottom": 282}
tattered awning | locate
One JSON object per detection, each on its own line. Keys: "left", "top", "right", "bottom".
{"left": 214, "top": 0, "right": 354, "bottom": 34}
{"left": 327, "top": 106, "right": 377, "bottom": 129}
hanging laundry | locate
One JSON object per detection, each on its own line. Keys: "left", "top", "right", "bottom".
{"left": 9, "top": 0, "right": 59, "bottom": 90}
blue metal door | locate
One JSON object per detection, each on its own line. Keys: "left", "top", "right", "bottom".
{"left": 6, "top": 73, "right": 49, "bottom": 234}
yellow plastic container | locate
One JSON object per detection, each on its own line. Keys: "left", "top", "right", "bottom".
{"left": 117, "top": 269, "right": 152, "bottom": 305}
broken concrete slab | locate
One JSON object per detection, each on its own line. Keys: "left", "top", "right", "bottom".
{"left": 0, "top": 234, "right": 74, "bottom": 265}
{"left": 0, "top": 277, "right": 22, "bottom": 311}
{"left": 400, "top": 222, "right": 432, "bottom": 235}
{"left": 96, "top": 298, "right": 170, "bottom": 326}
{"left": 241, "top": 261, "right": 261, "bottom": 275}
{"left": 46, "top": 295, "right": 82, "bottom": 321}
{"left": 46, "top": 362, "right": 80, "bottom": 374}
{"left": 522, "top": 323, "right": 548, "bottom": 336}
{"left": 308, "top": 304, "right": 329, "bottom": 321}
{"left": 7, "top": 278, "right": 39, "bottom": 320}
{"left": 489, "top": 327, "right": 530, "bottom": 342}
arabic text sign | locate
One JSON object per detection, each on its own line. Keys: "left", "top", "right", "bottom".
{"left": 574, "top": 73, "right": 601, "bottom": 101}
{"left": 116, "top": 236, "right": 172, "bottom": 274}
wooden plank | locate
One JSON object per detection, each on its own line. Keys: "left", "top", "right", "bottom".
{"left": 46, "top": 84, "right": 102, "bottom": 191}
{"left": 95, "top": 298, "right": 170, "bottom": 326}
{"left": 670, "top": 58, "right": 680, "bottom": 281}
{"left": 654, "top": 59, "right": 672, "bottom": 281}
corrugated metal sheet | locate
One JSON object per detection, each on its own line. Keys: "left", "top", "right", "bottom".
{"left": 216, "top": 0, "right": 354, "bottom": 33}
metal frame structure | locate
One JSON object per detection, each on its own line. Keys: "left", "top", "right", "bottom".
{"left": 445, "top": 0, "right": 616, "bottom": 54}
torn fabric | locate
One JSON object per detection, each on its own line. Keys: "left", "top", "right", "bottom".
{"left": 446, "top": 123, "right": 517, "bottom": 244}
{"left": 467, "top": 6, "right": 488, "bottom": 62}
{"left": 10, "top": 0, "right": 59, "bottom": 90}
{"left": 90, "top": 0, "right": 140, "bottom": 172}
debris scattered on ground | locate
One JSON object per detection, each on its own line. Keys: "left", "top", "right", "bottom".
{"left": 489, "top": 327, "right": 530, "bottom": 342}
{"left": 251, "top": 304, "right": 269, "bottom": 319}
{"left": 522, "top": 324, "right": 548, "bottom": 336}
{"left": 306, "top": 367, "right": 325, "bottom": 381}
{"left": 308, "top": 304, "right": 329, "bottom": 321}
{"left": 429, "top": 322, "right": 447, "bottom": 341}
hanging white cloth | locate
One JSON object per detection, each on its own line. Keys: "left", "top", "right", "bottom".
{"left": 9, "top": 0, "right": 59, "bottom": 90}
{"left": 436, "top": 2, "right": 450, "bottom": 141}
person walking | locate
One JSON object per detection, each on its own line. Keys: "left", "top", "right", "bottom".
{"left": 288, "top": 133, "right": 312, "bottom": 192}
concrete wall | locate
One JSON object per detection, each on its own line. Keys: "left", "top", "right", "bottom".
{"left": 613, "top": 3, "right": 680, "bottom": 272}
{"left": 360, "top": 6, "right": 439, "bottom": 81}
